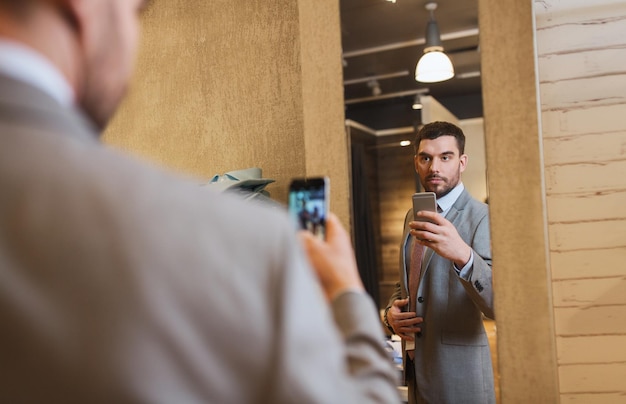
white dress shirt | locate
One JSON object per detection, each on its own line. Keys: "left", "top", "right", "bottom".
{"left": 0, "top": 38, "right": 73, "bottom": 106}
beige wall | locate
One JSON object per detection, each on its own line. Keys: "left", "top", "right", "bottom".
{"left": 535, "top": 1, "right": 626, "bottom": 402}
{"left": 420, "top": 94, "right": 459, "bottom": 126}
{"left": 103, "top": 0, "right": 350, "bottom": 227}
{"left": 460, "top": 118, "right": 488, "bottom": 204}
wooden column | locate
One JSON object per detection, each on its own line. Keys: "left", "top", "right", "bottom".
{"left": 479, "top": 0, "right": 560, "bottom": 402}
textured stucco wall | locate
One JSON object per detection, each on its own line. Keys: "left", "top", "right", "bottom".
{"left": 104, "top": 0, "right": 349, "bottom": 227}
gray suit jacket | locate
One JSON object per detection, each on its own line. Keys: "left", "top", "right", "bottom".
{"left": 0, "top": 74, "right": 399, "bottom": 403}
{"left": 387, "top": 190, "right": 495, "bottom": 404}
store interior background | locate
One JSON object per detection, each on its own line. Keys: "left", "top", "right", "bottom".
{"left": 340, "top": 0, "right": 496, "bottom": 400}
{"left": 103, "top": 1, "right": 626, "bottom": 402}
{"left": 338, "top": 0, "right": 487, "bottom": 313}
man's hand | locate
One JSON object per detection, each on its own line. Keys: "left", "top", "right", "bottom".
{"left": 410, "top": 210, "right": 472, "bottom": 268}
{"left": 386, "top": 298, "right": 423, "bottom": 340}
{"left": 298, "top": 213, "right": 364, "bottom": 301}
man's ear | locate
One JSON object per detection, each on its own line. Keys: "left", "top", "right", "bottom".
{"left": 53, "top": 0, "right": 86, "bottom": 35}
{"left": 459, "top": 154, "right": 468, "bottom": 173}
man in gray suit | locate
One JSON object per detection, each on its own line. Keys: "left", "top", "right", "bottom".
{"left": 384, "top": 121, "right": 495, "bottom": 403}
{"left": 0, "top": 0, "right": 399, "bottom": 402}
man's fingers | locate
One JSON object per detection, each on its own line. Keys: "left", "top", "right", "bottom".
{"left": 393, "top": 298, "right": 409, "bottom": 307}
{"left": 398, "top": 333, "right": 415, "bottom": 341}
{"left": 394, "top": 312, "right": 416, "bottom": 320}
{"left": 297, "top": 211, "right": 363, "bottom": 301}
{"left": 324, "top": 213, "right": 351, "bottom": 249}
{"left": 297, "top": 229, "right": 314, "bottom": 247}
{"left": 414, "top": 210, "right": 442, "bottom": 224}
{"left": 398, "top": 320, "right": 422, "bottom": 329}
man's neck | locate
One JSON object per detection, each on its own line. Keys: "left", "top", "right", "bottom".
{"left": 437, "top": 183, "right": 464, "bottom": 215}
{"left": 0, "top": 5, "right": 79, "bottom": 105}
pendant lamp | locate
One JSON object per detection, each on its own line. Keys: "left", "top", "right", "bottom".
{"left": 415, "top": 2, "right": 454, "bottom": 83}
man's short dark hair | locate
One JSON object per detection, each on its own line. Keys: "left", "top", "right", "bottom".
{"left": 414, "top": 121, "right": 466, "bottom": 155}
{"left": 0, "top": 0, "right": 35, "bottom": 17}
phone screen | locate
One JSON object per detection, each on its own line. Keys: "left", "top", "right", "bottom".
{"left": 288, "top": 177, "right": 328, "bottom": 239}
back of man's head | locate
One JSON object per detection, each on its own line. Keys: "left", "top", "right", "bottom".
{"left": 0, "top": 0, "right": 35, "bottom": 17}
{"left": 0, "top": 0, "right": 147, "bottom": 131}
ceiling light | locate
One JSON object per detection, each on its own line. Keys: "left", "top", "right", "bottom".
{"left": 400, "top": 140, "right": 411, "bottom": 147}
{"left": 386, "top": 0, "right": 397, "bottom": 3}
{"left": 367, "top": 79, "right": 382, "bottom": 96}
{"left": 412, "top": 94, "right": 423, "bottom": 110}
{"left": 415, "top": 2, "right": 454, "bottom": 83}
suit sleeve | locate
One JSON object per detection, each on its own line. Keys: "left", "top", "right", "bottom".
{"left": 384, "top": 282, "right": 402, "bottom": 334}
{"left": 457, "top": 209, "right": 494, "bottom": 319}
{"left": 268, "top": 228, "right": 400, "bottom": 403}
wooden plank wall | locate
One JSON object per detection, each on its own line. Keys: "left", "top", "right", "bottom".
{"left": 348, "top": 126, "right": 383, "bottom": 298}
{"left": 534, "top": 1, "right": 626, "bottom": 401}
{"left": 375, "top": 134, "right": 418, "bottom": 308}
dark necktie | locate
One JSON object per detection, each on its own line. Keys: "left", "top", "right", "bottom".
{"left": 407, "top": 238, "right": 423, "bottom": 360}
{"left": 406, "top": 203, "right": 440, "bottom": 359}
{"left": 408, "top": 239, "right": 423, "bottom": 315}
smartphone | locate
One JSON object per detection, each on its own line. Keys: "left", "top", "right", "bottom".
{"left": 412, "top": 192, "right": 437, "bottom": 222}
{"left": 288, "top": 177, "right": 329, "bottom": 239}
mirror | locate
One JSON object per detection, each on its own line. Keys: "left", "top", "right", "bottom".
{"left": 339, "top": 0, "right": 499, "bottom": 401}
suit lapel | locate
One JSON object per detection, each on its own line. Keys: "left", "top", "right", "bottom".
{"left": 445, "top": 189, "right": 469, "bottom": 226}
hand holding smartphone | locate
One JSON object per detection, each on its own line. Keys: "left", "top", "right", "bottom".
{"left": 412, "top": 192, "right": 437, "bottom": 222}
{"left": 288, "top": 177, "right": 329, "bottom": 239}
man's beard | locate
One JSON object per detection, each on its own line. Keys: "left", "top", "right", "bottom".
{"left": 423, "top": 175, "right": 458, "bottom": 199}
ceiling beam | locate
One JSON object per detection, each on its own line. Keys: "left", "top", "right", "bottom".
{"left": 344, "top": 88, "right": 429, "bottom": 105}
{"left": 456, "top": 70, "right": 481, "bottom": 79}
{"left": 342, "top": 28, "right": 479, "bottom": 59}
{"left": 343, "top": 70, "right": 410, "bottom": 85}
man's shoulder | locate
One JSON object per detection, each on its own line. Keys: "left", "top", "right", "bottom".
{"left": 452, "top": 191, "right": 489, "bottom": 231}
{"left": 457, "top": 190, "right": 488, "bottom": 212}
{"left": 466, "top": 195, "right": 489, "bottom": 214}
{"left": 3, "top": 120, "right": 294, "bottom": 255}
{"left": 93, "top": 151, "right": 292, "bottom": 241}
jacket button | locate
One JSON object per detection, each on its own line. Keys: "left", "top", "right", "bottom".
{"left": 417, "top": 296, "right": 424, "bottom": 303}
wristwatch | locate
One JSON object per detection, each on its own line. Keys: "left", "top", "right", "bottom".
{"left": 383, "top": 306, "right": 395, "bottom": 334}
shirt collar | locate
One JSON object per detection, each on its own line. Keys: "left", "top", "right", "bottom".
{"left": 436, "top": 182, "right": 464, "bottom": 216}
{"left": 0, "top": 38, "right": 74, "bottom": 107}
